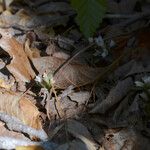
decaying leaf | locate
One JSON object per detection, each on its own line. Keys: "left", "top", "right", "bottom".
{"left": 35, "top": 2, "right": 73, "bottom": 14}
{"left": 32, "top": 56, "right": 103, "bottom": 89}
{"left": 24, "top": 38, "right": 41, "bottom": 59}
{"left": 0, "top": 28, "right": 35, "bottom": 82}
{"left": 0, "top": 88, "right": 42, "bottom": 129}
{"left": 70, "top": 139, "right": 96, "bottom": 150}
{"left": 0, "top": 10, "right": 30, "bottom": 27}
{"left": 0, "top": 1, "right": 73, "bottom": 28}
{"left": 103, "top": 128, "right": 150, "bottom": 150}
{"left": 66, "top": 120, "right": 97, "bottom": 150}
{"left": 0, "top": 28, "right": 105, "bottom": 88}
{"left": 91, "top": 77, "right": 134, "bottom": 114}
{"left": 0, "top": 78, "right": 13, "bottom": 89}
{"left": 16, "top": 145, "right": 44, "bottom": 150}
{"left": 42, "top": 90, "right": 90, "bottom": 119}
{"left": 107, "top": 0, "right": 138, "bottom": 14}
{"left": 103, "top": 128, "right": 135, "bottom": 150}
{"left": 7, "top": 1, "right": 73, "bottom": 28}
{"left": 67, "top": 119, "right": 95, "bottom": 142}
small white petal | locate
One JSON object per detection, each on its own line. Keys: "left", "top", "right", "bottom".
{"left": 43, "top": 73, "right": 48, "bottom": 78}
{"left": 95, "top": 35, "right": 104, "bottom": 47}
{"left": 101, "top": 49, "right": 108, "bottom": 58}
{"left": 142, "top": 76, "right": 150, "bottom": 84}
{"left": 109, "top": 40, "right": 116, "bottom": 48}
{"left": 35, "top": 76, "right": 42, "bottom": 83}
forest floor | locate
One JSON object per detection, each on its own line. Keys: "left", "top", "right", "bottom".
{"left": 0, "top": 0, "right": 149, "bottom": 149}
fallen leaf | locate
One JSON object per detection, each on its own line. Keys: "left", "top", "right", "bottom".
{"left": 66, "top": 120, "right": 97, "bottom": 149}
{"left": 35, "top": 2, "right": 73, "bottom": 14}
{"left": 0, "top": 28, "right": 104, "bottom": 88}
{"left": 68, "top": 91, "right": 90, "bottom": 105}
{"left": 102, "top": 128, "right": 150, "bottom": 150}
{"left": 0, "top": 10, "right": 30, "bottom": 27}
{"left": 55, "top": 143, "right": 69, "bottom": 150}
{"left": 0, "top": 78, "right": 13, "bottom": 89}
{"left": 57, "top": 128, "right": 97, "bottom": 150}
{"left": 7, "top": 1, "right": 73, "bottom": 28}
{"left": 0, "top": 88, "right": 42, "bottom": 129}
{"left": 32, "top": 56, "right": 102, "bottom": 89}
{"left": 45, "top": 92, "right": 90, "bottom": 119}
{"left": 91, "top": 77, "right": 134, "bottom": 114}
{"left": 67, "top": 119, "right": 94, "bottom": 141}
{"left": 70, "top": 139, "right": 96, "bottom": 150}
{"left": 24, "top": 38, "right": 41, "bottom": 59}
{"left": 107, "top": 0, "right": 138, "bottom": 14}
{"left": 0, "top": 28, "right": 36, "bottom": 82}
{"left": 16, "top": 145, "right": 44, "bottom": 150}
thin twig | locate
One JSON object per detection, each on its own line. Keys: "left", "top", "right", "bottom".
{"left": 53, "top": 43, "right": 94, "bottom": 77}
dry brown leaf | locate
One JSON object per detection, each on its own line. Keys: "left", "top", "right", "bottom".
{"left": 91, "top": 77, "right": 134, "bottom": 114}
{"left": 43, "top": 90, "right": 90, "bottom": 120}
{"left": 103, "top": 129, "right": 135, "bottom": 150}
{"left": 24, "top": 39, "right": 41, "bottom": 59}
{"left": 16, "top": 145, "right": 44, "bottom": 150}
{"left": 0, "top": 10, "right": 30, "bottom": 27}
{"left": 0, "top": 88, "right": 42, "bottom": 129}
{"left": 0, "top": 78, "right": 13, "bottom": 89}
{"left": 67, "top": 119, "right": 94, "bottom": 142}
{"left": 107, "top": 0, "right": 138, "bottom": 14}
{"left": 69, "top": 139, "right": 96, "bottom": 150}
{"left": 0, "top": 28, "right": 35, "bottom": 82}
{"left": 102, "top": 128, "right": 150, "bottom": 150}
{"left": 0, "top": 28, "right": 103, "bottom": 89}
{"left": 65, "top": 120, "right": 97, "bottom": 150}
{"left": 32, "top": 56, "right": 102, "bottom": 89}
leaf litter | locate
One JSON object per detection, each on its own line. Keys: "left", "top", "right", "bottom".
{"left": 0, "top": 0, "right": 150, "bottom": 149}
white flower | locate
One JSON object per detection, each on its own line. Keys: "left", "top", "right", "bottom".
{"left": 95, "top": 35, "right": 104, "bottom": 47}
{"left": 142, "top": 76, "right": 150, "bottom": 84}
{"left": 109, "top": 40, "right": 116, "bottom": 48}
{"left": 35, "top": 76, "right": 42, "bottom": 83}
{"left": 101, "top": 48, "right": 108, "bottom": 58}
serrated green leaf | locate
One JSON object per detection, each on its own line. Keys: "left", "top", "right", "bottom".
{"left": 71, "top": 0, "right": 107, "bottom": 38}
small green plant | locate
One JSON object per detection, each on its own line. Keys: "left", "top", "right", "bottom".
{"left": 35, "top": 73, "right": 54, "bottom": 91}
{"left": 71, "top": 0, "right": 107, "bottom": 38}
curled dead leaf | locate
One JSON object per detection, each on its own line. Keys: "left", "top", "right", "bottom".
{"left": 0, "top": 28, "right": 35, "bottom": 82}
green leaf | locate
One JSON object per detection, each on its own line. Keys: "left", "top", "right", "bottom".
{"left": 71, "top": 0, "right": 107, "bottom": 38}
